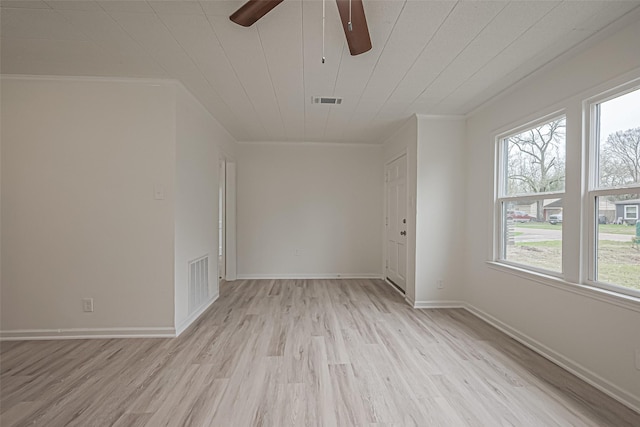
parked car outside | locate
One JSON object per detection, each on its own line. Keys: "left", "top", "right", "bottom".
{"left": 549, "top": 214, "right": 563, "bottom": 225}
{"left": 507, "top": 210, "right": 536, "bottom": 223}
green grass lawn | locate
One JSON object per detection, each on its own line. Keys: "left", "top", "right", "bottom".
{"left": 595, "top": 241, "right": 640, "bottom": 290}
{"left": 597, "top": 224, "right": 637, "bottom": 235}
{"left": 514, "top": 222, "right": 562, "bottom": 231}
{"left": 516, "top": 240, "right": 560, "bottom": 248}
{"left": 507, "top": 239, "right": 639, "bottom": 291}
{"left": 516, "top": 222, "right": 636, "bottom": 235}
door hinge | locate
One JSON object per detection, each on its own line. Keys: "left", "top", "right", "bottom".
{"left": 385, "top": 217, "right": 388, "bottom": 226}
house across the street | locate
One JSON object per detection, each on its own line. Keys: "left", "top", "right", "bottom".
{"left": 614, "top": 198, "right": 640, "bottom": 224}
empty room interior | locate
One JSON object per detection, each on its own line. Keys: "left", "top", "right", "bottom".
{"left": 2, "top": 0, "right": 640, "bottom": 425}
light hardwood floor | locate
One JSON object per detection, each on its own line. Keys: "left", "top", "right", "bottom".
{"left": 1, "top": 279, "right": 639, "bottom": 426}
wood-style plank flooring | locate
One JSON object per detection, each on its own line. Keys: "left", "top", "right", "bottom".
{"left": 1, "top": 279, "right": 639, "bottom": 426}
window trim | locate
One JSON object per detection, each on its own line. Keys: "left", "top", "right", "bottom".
{"left": 486, "top": 261, "right": 640, "bottom": 313}
{"left": 493, "top": 112, "right": 567, "bottom": 277}
{"left": 584, "top": 80, "right": 640, "bottom": 299}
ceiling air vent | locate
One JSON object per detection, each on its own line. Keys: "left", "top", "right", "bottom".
{"left": 312, "top": 96, "right": 343, "bottom": 105}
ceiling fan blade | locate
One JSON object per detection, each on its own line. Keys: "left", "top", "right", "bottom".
{"left": 230, "top": 0, "right": 284, "bottom": 27}
{"left": 335, "top": 0, "right": 372, "bottom": 56}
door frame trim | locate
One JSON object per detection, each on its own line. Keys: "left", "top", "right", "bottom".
{"left": 225, "top": 161, "right": 237, "bottom": 281}
{"left": 218, "top": 158, "right": 226, "bottom": 284}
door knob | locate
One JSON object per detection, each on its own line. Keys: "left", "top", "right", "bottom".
{"left": 400, "top": 231, "right": 406, "bottom": 236}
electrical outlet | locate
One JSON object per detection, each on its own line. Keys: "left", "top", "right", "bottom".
{"left": 153, "top": 184, "right": 165, "bottom": 200}
{"left": 82, "top": 298, "right": 94, "bottom": 313}
{"left": 437, "top": 280, "right": 444, "bottom": 289}
{"left": 635, "top": 349, "right": 640, "bottom": 371}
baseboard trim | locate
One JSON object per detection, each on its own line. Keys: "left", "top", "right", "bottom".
{"left": 235, "top": 274, "right": 384, "bottom": 280}
{"left": 405, "top": 297, "right": 466, "bottom": 309}
{"left": 175, "top": 292, "right": 219, "bottom": 337}
{"left": 463, "top": 303, "right": 640, "bottom": 414}
{"left": 0, "top": 293, "right": 222, "bottom": 341}
{"left": 0, "top": 326, "right": 176, "bottom": 341}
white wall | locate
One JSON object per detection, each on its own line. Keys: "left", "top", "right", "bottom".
{"left": 382, "top": 116, "right": 466, "bottom": 306}
{"left": 236, "top": 143, "right": 383, "bottom": 278}
{"left": 174, "top": 86, "right": 235, "bottom": 333}
{"left": 1, "top": 77, "right": 176, "bottom": 335}
{"left": 415, "top": 116, "right": 466, "bottom": 304}
{"left": 465, "top": 19, "right": 640, "bottom": 410}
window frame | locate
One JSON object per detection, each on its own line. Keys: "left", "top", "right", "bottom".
{"left": 493, "top": 111, "right": 567, "bottom": 277}
{"left": 584, "top": 81, "right": 640, "bottom": 299}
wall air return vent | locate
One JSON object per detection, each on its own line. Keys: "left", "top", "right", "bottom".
{"left": 188, "top": 255, "right": 210, "bottom": 315}
{"left": 312, "top": 96, "right": 343, "bottom": 105}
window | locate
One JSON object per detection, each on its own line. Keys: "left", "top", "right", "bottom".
{"left": 493, "top": 79, "right": 640, "bottom": 302}
{"left": 496, "top": 115, "right": 566, "bottom": 274}
{"left": 589, "top": 86, "right": 640, "bottom": 296}
{"left": 624, "top": 205, "right": 638, "bottom": 220}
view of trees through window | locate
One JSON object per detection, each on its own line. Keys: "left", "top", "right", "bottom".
{"left": 497, "top": 86, "right": 639, "bottom": 296}
{"left": 506, "top": 117, "right": 566, "bottom": 220}
{"left": 499, "top": 117, "right": 566, "bottom": 273}
{"left": 593, "top": 88, "right": 640, "bottom": 292}
{"left": 599, "top": 127, "right": 640, "bottom": 188}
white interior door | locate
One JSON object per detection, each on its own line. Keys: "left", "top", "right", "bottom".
{"left": 385, "top": 155, "right": 407, "bottom": 291}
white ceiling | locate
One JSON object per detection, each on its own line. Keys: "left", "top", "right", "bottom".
{"left": 2, "top": 0, "right": 639, "bottom": 143}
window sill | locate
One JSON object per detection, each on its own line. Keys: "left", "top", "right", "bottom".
{"left": 486, "top": 261, "right": 640, "bottom": 313}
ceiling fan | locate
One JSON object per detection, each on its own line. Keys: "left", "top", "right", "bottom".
{"left": 230, "top": 0, "right": 372, "bottom": 56}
